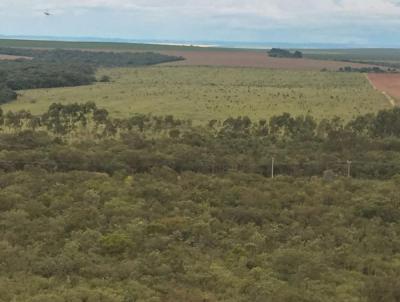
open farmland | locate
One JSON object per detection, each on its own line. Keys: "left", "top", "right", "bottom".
{"left": 368, "top": 73, "right": 400, "bottom": 104}
{"left": 161, "top": 50, "right": 378, "bottom": 70}
{"left": 303, "top": 48, "right": 400, "bottom": 64}
{"left": 3, "top": 66, "right": 389, "bottom": 123}
{"left": 0, "top": 38, "right": 380, "bottom": 70}
{"left": 303, "top": 48, "right": 400, "bottom": 70}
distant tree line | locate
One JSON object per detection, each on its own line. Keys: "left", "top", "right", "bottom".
{"left": 0, "top": 47, "right": 183, "bottom": 104}
{"left": 338, "top": 66, "right": 396, "bottom": 73}
{"left": 1, "top": 60, "right": 96, "bottom": 93}
{"left": 338, "top": 59, "right": 400, "bottom": 71}
{"left": 268, "top": 48, "right": 303, "bottom": 58}
{"left": 0, "top": 47, "right": 184, "bottom": 67}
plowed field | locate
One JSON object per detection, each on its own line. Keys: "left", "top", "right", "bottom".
{"left": 368, "top": 73, "right": 400, "bottom": 103}
{"left": 162, "top": 50, "right": 376, "bottom": 70}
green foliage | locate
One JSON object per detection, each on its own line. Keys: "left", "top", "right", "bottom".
{"left": 2, "top": 103, "right": 400, "bottom": 179}
{"left": 268, "top": 48, "right": 303, "bottom": 58}
{"left": 0, "top": 84, "right": 17, "bottom": 104}
{"left": 0, "top": 103, "right": 399, "bottom": 300}
{"left": 0, "top": 47, "right": 183, "bottom": 67}
{"left": 100, "top": 232, "right": 131, "bottom": 255}
{"left": 0, "top": 61, "right": 96, "bottom": 90}
{"left": 338, "top": 66, "right": 389, "bottom": 73}
{"left": 1, "top": 163, "right": 400, "bottom": 300}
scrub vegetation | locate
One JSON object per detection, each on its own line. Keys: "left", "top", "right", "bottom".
{"left": 1, "top": 103, "right": 400, "bottom": 301}
{"left": 3, "top": 66, "right": 389, "bottom": 122}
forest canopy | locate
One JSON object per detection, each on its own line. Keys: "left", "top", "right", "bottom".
{"left": 0, "top": 103, "right": 400, "bottom": 301}
{"left": 0, "top": 47, "right": 184, "bottom": 67}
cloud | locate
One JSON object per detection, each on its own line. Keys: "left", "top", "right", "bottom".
{"left": 1, "top": 0, "right": 400, "bottom": 45}
{"left": 4, "top": 0, "right": 400, "bottom": 17}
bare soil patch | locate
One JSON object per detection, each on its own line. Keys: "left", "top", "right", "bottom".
{"left": 0, "top": 54, "right": 32, "bottom": 61}
{"left": 368, "top": 73, "right": 400, "bottom": 103}
{"left": 161, "top": 50, "right": 377, "bottom": 71}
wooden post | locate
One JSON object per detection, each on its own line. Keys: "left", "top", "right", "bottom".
{"left": 347, "top": 160, "right": 352, "bottom": 178}
{"left": 272, "top": 157, "right": 275, "bottom": 179}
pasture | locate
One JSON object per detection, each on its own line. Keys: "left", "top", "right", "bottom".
{"left": 3, "top": 66, "right": 389, "bottom": 123}
{"left": 162, "top": 50, "right": 378, "bottom": 70}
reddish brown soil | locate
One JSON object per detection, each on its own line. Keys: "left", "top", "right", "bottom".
{"left": 161, "top": 50, "right": 376, "bottom": 71}
{"left": 368, "top": 73, "right": 400, "bottom": 101}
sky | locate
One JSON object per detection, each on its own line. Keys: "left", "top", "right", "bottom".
{"left": 1, "top": 0, "right": 400, "bottom": 47}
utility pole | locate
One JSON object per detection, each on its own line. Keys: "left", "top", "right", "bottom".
{"left": 347, "top": 160, "right": 352, "bottom": 178}
{"left": 271, "top": 157, "right": 275, "bottom": 179}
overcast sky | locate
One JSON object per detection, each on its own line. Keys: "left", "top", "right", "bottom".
{"left": 1, "top": 0, "right": 400, "bottom": 46}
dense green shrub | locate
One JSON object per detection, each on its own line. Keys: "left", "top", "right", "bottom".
{"left": 0, "top": 47, "right": 183, "bottom": 67}
{"left": 268, "top": 48, "right": 303, "bottom": 58}
{"left": 0, "top": 103, "right": 399, "bottom": 300}
{"left": 0, "top": 84, "right": 17, "bottom": 104}
{"left": 0, "top": 165, "right": 400, "bottom": 301}
{"left": 0, "top": 61, "right": 96, "bottom": 90}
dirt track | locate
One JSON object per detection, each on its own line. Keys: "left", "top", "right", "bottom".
{"left": 161, "top": 50, "right": 377, "bottom": 71}
{"left": 368, "top": 73, "right": 400, "bottom": 105}
{"left": 0, "top": 54, "right": 32, "bottom": 61}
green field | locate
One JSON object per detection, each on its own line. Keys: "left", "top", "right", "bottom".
{"left": 2, "top": 66, "right": 389, "bottom": 123}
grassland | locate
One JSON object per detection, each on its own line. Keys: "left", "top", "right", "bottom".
{"left": 2, "top": 66, "right": 389, "bottom": 123}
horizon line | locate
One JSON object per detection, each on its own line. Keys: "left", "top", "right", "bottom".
{"left": 1, "top": 34, "right": 400, "bottom": 50}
